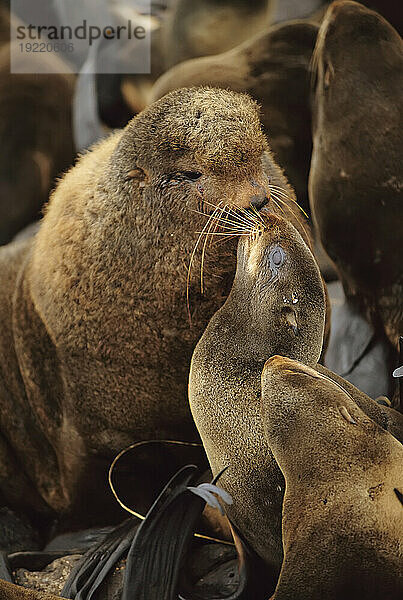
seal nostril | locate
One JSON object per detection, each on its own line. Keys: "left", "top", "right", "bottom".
{"left": 250, "top": 195, "right": 270, "bottom": 211}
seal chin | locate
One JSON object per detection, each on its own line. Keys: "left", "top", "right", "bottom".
{"left": 263, "top": 356, "right": 321, "bottom": 380}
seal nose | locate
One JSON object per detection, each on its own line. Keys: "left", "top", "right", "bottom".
{"left": 250, "top": 195, "right": 270, "bottom": 211}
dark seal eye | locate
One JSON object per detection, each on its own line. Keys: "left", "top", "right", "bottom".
{"left": 182, "top": 171, "right": 202, "bottom": 181}
{"left": 270, "top": 246, "right": 285, "bottom": 268}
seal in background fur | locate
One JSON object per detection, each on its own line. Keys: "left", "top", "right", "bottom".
{"left": 262, "top": 356, "right": 403, "bottom": 600}
{"left": 309, "top": 1, "right": 403, "bottom": 351}
{"left": 162, "top": 0, "right": 273, "bottom": 68}
{"left": 0, "top": 6, "right": 74, "bottom": 245}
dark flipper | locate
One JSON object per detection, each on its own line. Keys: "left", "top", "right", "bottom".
{"left": 61, "top": 517, "right": 139, "bottom": 600}
{"left": 122, "top": 464, "right": 202, "bottom": 600}
{"left": 63, "top": 464, "right": 242, "bottom": 600}
{"left": 122, "top": 465, "right": 250, "bottom": 600}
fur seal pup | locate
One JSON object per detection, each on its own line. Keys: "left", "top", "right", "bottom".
{"left": 309, "top": 1, "right": 403, "bottom": 349}
{"left": 0, "top": 87, "right": 304, "bottom": 529}
{"left": 262, "top": 355, "right": 403, "bottom": 600}
{"left": 151, "top": 21, "right": 319, "bottom": 213}
{"left": 189, "top": 212, "right": 403, "bottom": 574}
{"left": 163, "top": 0, "right": 273, "bottom": 68}
{"left": 190, "top": 212, "right": 327, "bottom": 574}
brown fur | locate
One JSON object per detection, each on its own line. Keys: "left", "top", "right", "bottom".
{"left": 152, "top": 20, "right": 319, "bottom": 212}
{"left": 0, "top": 8, "right": 75, "bottom": 245}
{"left": 309, "top": 1, "right": 403, "bottom": 348}
{"left": 262, "top": 356, "right": 403, "bottom": 599}
{"left": 162, "top": 0, "right": 273, "bottom": 68}
{"left": 0, "top": 87, "right": 304, "bottom": 529}
{"left": 189, "top": 213, "right": 403, "bottom": 574}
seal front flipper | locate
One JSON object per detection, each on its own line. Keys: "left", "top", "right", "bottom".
{"left": 11, "top": 258, "right": 76, "bottom": 515}
{"left": 122, "top": 465, "right": 206, "bottom": 600}
{"left": 122, "top": 465, "right": 244, "bottom": 600}
{"left": 61, "top": 517, "right": 138, "bottom": 600}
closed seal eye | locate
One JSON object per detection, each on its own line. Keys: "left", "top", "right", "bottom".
{"left": 269, "top": 246, "right": 285, "bottom": 270}
{"left": 181, "top": 171, "right": 203, "bottom": 181}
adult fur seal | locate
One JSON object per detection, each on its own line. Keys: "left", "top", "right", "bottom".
{"left": 163, "top": 0, "right": 273, "bottom": 68}
{"left": 0, "top": 87, "right": 305, "bottom": 530}
{"left": 262, "top": 355, "right": 403, "bottom": 600}
{"left": 151, "top": 21, "right": 318, "bottom": 213}
{"left": 0, "top": 6, "right": 75, "bottom": 245}
{"left": 189, "top": 212, "right": 403, "bottom": 575}
{"left": 309, "top": 1, "right": 403, "bottom": 349}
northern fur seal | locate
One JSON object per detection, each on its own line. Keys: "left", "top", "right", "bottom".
{"left": 0, "top": 87, "right": 305, "bottom": 529}
{"left": 262, "top": 355, "right": 403, "bottom": 600}
{"left": 163, "top": 0, "right": 273, "bottom": 68}
{"left": 189, "top": 212, "right": 403, "bottom": 574}
{"left": 190, "top": 212, "right": 326, "bottom": 574}
{"left": 0, "top": 6, "right": 75, "bottom": 245}
{"left": 309, "top": 1, "right": 403, "bottom": 349}
{"left": 151, "top": 21, "right": 318, "bottom": 213}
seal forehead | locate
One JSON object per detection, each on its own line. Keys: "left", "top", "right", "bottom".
{"left": 145, "top": 87, "right": 267, "bottom": 174}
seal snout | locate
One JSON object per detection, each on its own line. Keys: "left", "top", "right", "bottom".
{"left": 231, "top": 177, "right": 271, "bottom": 212}
{"left": 250, "top": 178, "right": 270, "bottom": 211}
{"left": 250, "top": 194, "right": 270, "bottom": 211}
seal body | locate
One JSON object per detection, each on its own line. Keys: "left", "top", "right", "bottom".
{"left": 262, "top": 356, "right": 403, "bottom": 599}
{"left": 189, "top": 212, "right": 403, "bottom": 572}
{"left": 0, "top": 87, "right": 304, "bottom": 527}
{"left": 152, "top": 21, "right": 318, "bottom": 212}
{"left": 189, "top": 213, "right": 326, "bottom": 572}
{"left": 309, "top": 1, "right": 403, "bottom": 348}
